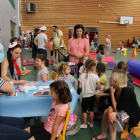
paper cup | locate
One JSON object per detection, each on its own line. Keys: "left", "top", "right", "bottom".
{"left": 23, "top": 86, "right": 29, "bottom": 94}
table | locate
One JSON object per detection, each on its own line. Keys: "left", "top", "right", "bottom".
{"left": 0, "top": 80, "right": 78, "bottom": 117}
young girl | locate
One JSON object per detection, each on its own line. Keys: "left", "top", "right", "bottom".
{"left": 120, "top": 41, "right": 124, "bottom": 51}
{"left": 49, "top": 37, "right": 54, "bottom": 61}
{"left": 57, "top": 63, "right": 78, "bottom": 90}
{"left": 36, "top": 54, "right": 49, "bottom": 81}
{"left": 96, "top": 44, "right": 107, "bottom": 65}
{"left": 91, "top": 40, "right": 94, "bottom": 49}
{"left": 79, "top": 54, "right": 91, "bottom": 77}
{"left": 79, "top": 59, "right": 101, "bottom": 128}
{"left": 77, "top": 54, "right": 91, "bottom": 96}
{"left": 25, "top": 80, "right": 72, "bottom": 140}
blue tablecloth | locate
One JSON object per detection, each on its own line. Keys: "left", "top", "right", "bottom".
{"left": 0, "top": 80, "right": 78, "bottom": 117}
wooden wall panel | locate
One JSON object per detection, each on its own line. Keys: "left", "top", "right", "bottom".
{"left": 20, "top": 0, "right": 140, "bottom": 47}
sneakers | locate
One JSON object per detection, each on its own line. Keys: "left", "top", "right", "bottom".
{"left": 87, "top": 122, "right": 93, "bottom": 128}
{"left": 80, "top": 124, "right": 87, "bottom": 129}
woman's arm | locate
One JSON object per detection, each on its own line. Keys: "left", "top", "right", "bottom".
{"left": 79, "top": 82, "right": 82, "bottom": 89}
{"left": 1, "top": 82, "right": 15, "bottom": 93}
{"left": 1, "top": 59, "right": 15, "bottom": 82}
{"left": 50, "top": 116, "right": 65, "bottom": 140}
{"left": 110, "top": 86, "right": 117, "bottom": 111}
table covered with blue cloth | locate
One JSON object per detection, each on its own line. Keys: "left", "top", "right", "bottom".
{"left": 0, "top": 80, "right": 79, "bottom": 117}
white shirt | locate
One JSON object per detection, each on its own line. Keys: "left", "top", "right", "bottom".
{"left": 79, "top": 73, "right": 100, "bottom": 98}
{"left": 35, "top": 33, "right": 47, "bottom": 50}
{"left": 86, "top": 34, "right": 89, "bottom": 41}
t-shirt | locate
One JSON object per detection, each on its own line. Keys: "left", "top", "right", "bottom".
{"left": 100, "top": 74, "right": 108, "bottom": 89}
{"left": 53, "top": 29, "right": 63, "bottom": 47}
{"left": 0, "top": 78, "right": 6, "bottom": 89}
{"left": 68, "top": 38, "right": 89, "bottom": 63}
{"left": 57, "top": 74, "right": 78, "bottom": 90}
{"left": 94, "top": 36, "right": 98, "bottom": 43}
{"left": 49, "top": 42, "right": 54, "bottom": 51}
{"left": 97, "top": 53, "right": 105, "bottom": 62}
{"left": 44, "top": 101, "right": 69, "bottom": 137}
{"left": 36, "top": 67, "right": 49, "bottom": 81}
{"left": 86, "top": 34, "right": 89, "bottom": 41}
{"left": 35, "top": 33, "right": 47, "bottom": 50}
{"left": 91, "top": 42, "right": 94, "bottom": 47}
{"left": 0, "top": 43, "right": 4, "bottom": 63}
{"left": 78, "top": 73, "right": 100, "bottom": 98}
{"left": 79, "top": 65, "right": 86, "bottom": 73}
{"left": 106, "top": 38, "right": 111, "bottom": 47}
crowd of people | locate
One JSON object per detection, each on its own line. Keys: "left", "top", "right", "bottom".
{"left": 0, "top": 24, "right": 140, "bottom": 140}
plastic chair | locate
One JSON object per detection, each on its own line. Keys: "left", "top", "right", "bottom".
{"left": 120, "top": 122, "right": 140, "bottom": 139}
{"left": 57, "top": 104, "right": 71, "bottom": 140}
{"left": 50, "top": 70, "right": 58, "bottom": 80}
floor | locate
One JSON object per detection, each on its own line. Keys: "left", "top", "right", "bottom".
{"left": 21, "top": 47, "right": 140, "bottom": 140}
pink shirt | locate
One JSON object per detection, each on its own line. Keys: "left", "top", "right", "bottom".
{"left": 49, "top": 42, "right": 54, "bottom": 51}
{"left": 106, "top": 38, "right": 110, "bottom": 46}
{"left": 68, "top": 38, "right": 89, "bottom": 63}
{"left": 44, "top": 101, "right": 69, "bottom": 137}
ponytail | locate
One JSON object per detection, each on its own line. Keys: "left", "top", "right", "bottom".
{"left": 36, "top": 54, "right": 49, "bottom": 67}
{"left": 58, "top": 63, "right": 69, "bottom": 77}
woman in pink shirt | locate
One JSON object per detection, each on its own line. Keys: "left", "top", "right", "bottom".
{"left": 67, "top": 24, "right": 90, "bottom": 76}
{"left": 24, "top": 81, "right": 72, "bottom": 140}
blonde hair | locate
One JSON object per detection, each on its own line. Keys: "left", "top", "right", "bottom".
{"left": 85, "top": 59, "right": 97, "bottom": 79}
{"left": 111, "top": 69, "right": 127, "bottom": 88}
{"left": 58, "top": 63, "right": 70, "bottom": 76}
{"left": 82, "top": 54, "right": 91, "bottom": 60}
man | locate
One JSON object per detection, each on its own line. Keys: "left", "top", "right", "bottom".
{"left": 53, "top": 25, "right": 63, "bottom": 48}
{"left": 94, "top": 33, "right": 98, "bottom": 51}
{"left": 35, "top": 26, "right": 48, "bottom": 57}
{"left": 53, "top": 25, "right": 63, "bottom": 61}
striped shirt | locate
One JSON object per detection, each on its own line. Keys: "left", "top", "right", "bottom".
{"left": 0, "top": 78, "right": 6, "bottom": 89}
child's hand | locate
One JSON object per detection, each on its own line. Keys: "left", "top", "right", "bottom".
{"left": 24, "top": 70, "right": 32, "bottom": 75}
{"left": 0, "top": 93, "right": 3, "bottom": 97}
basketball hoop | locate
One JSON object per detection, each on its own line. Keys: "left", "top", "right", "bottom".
{"left": 126, "top": 23, "right": 130, "bottom": 28}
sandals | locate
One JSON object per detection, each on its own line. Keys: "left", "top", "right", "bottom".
{"left": 92, "top": 136, "right": 107, "bottom": 140}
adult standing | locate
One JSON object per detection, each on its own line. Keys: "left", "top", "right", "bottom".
{"left": 94, "top": 33, "right": 98, "bottom": 50}
{"left": 86, "top": 32, "right": 90, "bottom": 41}
{"left": 29, "top": 32, "right": 33, "bottom": 54}
{"left": 0, "top": 77, "right": 31, "bottom": 140}
{"left": 53, "top": 25, "right": 63, "bottom": 61}
{"left": 0, "top": 37, "right": 5, "bottom": 77}
{"left": 67, "top": 24, "right": 90, "bottom": 76}
{"left": 105, "top": 35, "right": 111, "bottom": 56}
{"left": 34, "top": 28, "right": 40, "bottom": 34}
{"left": 35, "top": 26, "right": 48, "bottom": 57}
{"left": 1, "top": 42, "right": 31, "bottom": 84}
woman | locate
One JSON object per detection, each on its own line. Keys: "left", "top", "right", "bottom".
{"left": 0, "top": 37, "right": 5, "bottom": 77}
{"left": 105, "top": 35, "right": 111, "bottom": 56}
{"left": 92, "top": 69, "right": 140, "bottom": 140}
{"left": 1, "top": 42, "right": 31, "bottom": 84}
{"left": 67, "top": 24, "right": 90, "bottom": 76}
{"left": 0, "top": 77, "right": 30, "bottom": 140}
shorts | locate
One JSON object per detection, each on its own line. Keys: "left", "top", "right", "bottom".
{"left": 30, "top": 123, "right": 57, "bottom": 140}
{"left": 51, "top": 50, "right": 54, "bottom": 56}
{"left": 32, "top": 51, "right": 38, "bottom": 58}
{"left": 82, "top": 95, "right": 96, "bottom": 113}
{"left": 37, "top": 49, "right": 47, "bottom": 57}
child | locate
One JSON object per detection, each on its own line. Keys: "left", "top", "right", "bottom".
{"left": 117, "top": 61, "right": 134, "bottom": 90}
{"left": 49, "top": 37, "right": 54, "bottom": 61}
{"left": 32, "top": 33, "right": 38, "bottom": 69}
{"left": 57, "top": 63, "right": 78, "bottom": 90}
{"left": 79, "top": 54, "right": 91, "bottom": 77}
{"left": 36, "top": 54, "right": 49, "bottom": 81}
{"left": 96, "top": 62, "right": 108, "bottom": 91}
{"left": 91, "top": 40, "right": 94, "bottom": 49}
{"left": 96, "top": 44, "right": 107, "bottom": 65}
{"left": 79, "top": 59, "right": 101, "bottom": 128}
{"left": 24, "top": 80, "right": 72, "bottom": 140}
{"left": 77, "top": 54, "right": 91, "bottom": 96}
{"left": 120, "top": 41, "right": 124, "bottom": 51}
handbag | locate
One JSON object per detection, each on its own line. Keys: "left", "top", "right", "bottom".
{"left": 116, "top": 110, "right": 130, "bottom": 121}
